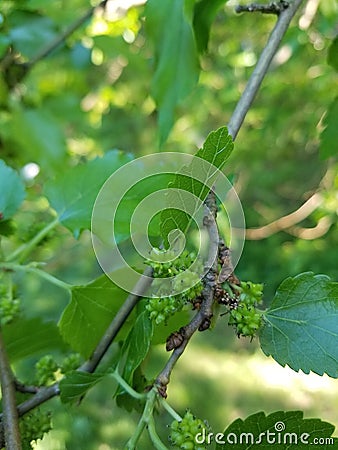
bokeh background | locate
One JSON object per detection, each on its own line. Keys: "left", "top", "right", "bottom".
{"left": 0, "top": 0, "right": 337, "bottom": 448}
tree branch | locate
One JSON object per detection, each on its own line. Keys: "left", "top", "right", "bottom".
{"left": 285, "top": 216, "right": 332, "bottom": 240}
{"left": 236, "top": 1, "right": 290, "bottom": 15}
{"left": 14, "top": 379, "right": 39, "bottom": 394}
{"left": 228, "top": 0, "right": 305, "bottom": 139}
{"left": 155, "top": 190, "right": 219, "bottom": 390}
{"left": 245, "top": 192, "right": 323, "bottom": 239}
{"left": 0, "top": 329, "right": 22, "bottom": 450}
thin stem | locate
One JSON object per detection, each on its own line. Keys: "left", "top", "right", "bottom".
{"left": 17, "top": 384, "right": 60, "bottom": 417}
{"left": 228, "top": 0, "right": 305, "bottom": 139}
{"left": 6, "top": 218, "right": 59, "bottom": 263}
{"left": 125, "top": 388, "right": 159, "bottom": 450}
{"left": 125, "top": 415, "right": 147, "bottom": 450}
{"left": 14, "top": 379, "right": 39, "bottom": 394}
{"left": 111, "top": 371, "right": 146, "bottom": 400}
{"left": 148, "top": 416, "right": 168, "bottom": 450}
{"left": 0, "top": 329, "right": 22, "bottom": 450}
{"left": 0, "top": 262, "right": 72, "bottom": 291}
{"left": 159, "top": 398, "right": 182, "bottom": 422}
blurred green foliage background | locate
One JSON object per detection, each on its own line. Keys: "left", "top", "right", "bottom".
{"left": 0, "top": 0, "right": 337, "bottom": 448}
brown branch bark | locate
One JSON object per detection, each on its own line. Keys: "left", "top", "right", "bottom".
{"left": 0, "top": 329, "right": 22, "bottom": 450}
{"left": 155, "top": 190, "right": 219, "bottom": 390}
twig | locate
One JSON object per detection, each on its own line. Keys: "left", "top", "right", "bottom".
{"left": 155, "top": 191, "right": 219, "bottom": 390}
{"left": 159, "top": 397, "right": 182, "bottom": 421}
{"left": 245, "top": 192, "right": 323, "bottom": 239}
{"left": 125, "top": 388, "right": 167, "bottom": 450}
{"left": 285, "top": 216, "right": 332, "bottom": 240}
{"left": 0, "top": 262, "right": 72, "bottom": 291}
{"left": 228, "top": 0, "right": 304, "bottom": 139}
{"left": 236, "top": 1, "right": 290, "bottom": 15}
{"left": 17, "top": 384, "right": 60, "bottom": 417}
{"left": 14, "top": 379, "right": 39, "bottom": 394}
{"left": 0, "top": 329, "right": 22, "bottom": 450}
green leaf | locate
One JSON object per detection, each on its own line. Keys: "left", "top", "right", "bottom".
{"left": 45, "top": 150, "right": 133, "bottom": 238}
{"left": 145, "top": 0, "right": 200, "bottom": 144}
{"left": 59, "top": 371, "right": 106, "bottom": 404}
{"left": 8, "top": 11, "right": 57, "bottom": 59}
{"left": 260, "top": 272, "right": 338, "bottom": 378}
{"left": 2, "top": 318, "right": 67, "bottom": 362}
{"left": 320, "top": 97, "right": 338, "bottom": 160}
{"left": 160, "top": 126, "right": 233, "bottom": 246}
{"left": 119, "top": 311, "right": 153, "bottom": 386}
{"left": 216, "top": 411, "right": 337, "bottom": 449}
{"left": 0, "top": 160, "right": 25, "bottom": 221}
{"left": 10, "top": 108, "right": 67, "bottom": 169}
{"left": 327, "top": 36, "right": 338, "bottom": 72}
{"left": 58, "top": 274, "right": 130, "bottom": 359}
{"left": 193, "top": 0, "right": 227, "bottom": 53}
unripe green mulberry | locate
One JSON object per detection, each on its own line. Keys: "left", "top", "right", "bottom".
{"left": 169, "top": 411, "right": 209, "bottom": 450}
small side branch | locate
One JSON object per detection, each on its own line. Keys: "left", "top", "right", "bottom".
{"left": 0, "top": 329, "right": 22, "bottom": 450}
{"left": 245, "top": 192, "right": 323, "bottom": 239}
{"left": 236, "top": 1, "right": 290, "bottom": 15}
